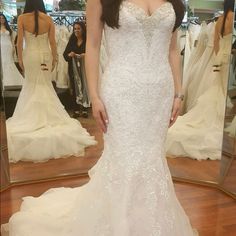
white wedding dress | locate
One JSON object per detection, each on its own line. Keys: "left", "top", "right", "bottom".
{"left": 182, "top": 22, "right": 216, "bottom": 113}
{"left": 166, "top": 34, "right": 232, "bottom": 160}
{"left": 54, "top": 25, "right": 70, "bottom": 88}
{"left": 6, "top": 31, "right": 96, "bottom": 162}
{"left": 182, "top": 22, "right": 208, "bottom": 88}
{"left": 2, "top": 2, "right": 196, "bottom": 235}
{"left": 1, "top": 30, "right": 23, "bottom": 87}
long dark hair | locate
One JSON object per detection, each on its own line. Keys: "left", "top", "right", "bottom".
{"left": 100, "top": 0, "right": 185, "bottom": 32}
{"left": 221, "top": 0, "right": 235, "bottom": 36}
{"left": 68, "top": 21, "right": 87, "bottom": 45}
{"left": 23, "top": 0, "right": 46, "bottom": 36}
{"left": 0, "top": 14, "right": 12, "bottom": 36}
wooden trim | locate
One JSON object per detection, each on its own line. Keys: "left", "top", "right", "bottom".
{"left": 0, "top": 172, "right": 89, "bottom": 193}
{"left": 173, "top": 177, "right": 236, "bottom": 200}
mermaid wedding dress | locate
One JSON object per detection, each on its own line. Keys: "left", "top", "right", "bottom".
{"left": 6, "top": 31, "right": 96, "bottom": 162}
{"left": 166, "top": 34, "right": 232, "bottom": 160}
{"left": 2, "top": 2, "right": 196, "bottom": 235}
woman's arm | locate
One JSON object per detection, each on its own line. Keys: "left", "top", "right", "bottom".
{"left": 85, "top": 0, "right": 103, "bottom": 101}
{"left": 16, "top": 15, "right": 24, "bottom": 72}
{"left": 63, "top": 40, "right": 73, "bottom": 62}
{"left": 169, "top": 30, "right": 182, "bottom": 95}
{"left": 48, "top": 17, "right": 57, "bottom": 70}
{"left": 85, "top": 0, "right": 108, "bottom": 132}
{"left": 168, "top": 30, "right": 182, "bottom": 126}
{"left": 214, "top": 18, "right": 221, "bottom": 55}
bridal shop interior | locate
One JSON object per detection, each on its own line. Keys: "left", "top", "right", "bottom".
{"left": 1, "top": 0, "right": 236, "bottom": 235}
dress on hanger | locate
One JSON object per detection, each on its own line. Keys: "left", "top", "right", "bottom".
{"left": 54, "top": 26, "right": 70, "bottom": 88}
{"left": 182, "top": 23, "right": 201, "bottom": 75}
{"left": 0, "top": 30, "right": 23, "bottom": 87}
{"left": 182, "top": 22, "right": 208, "bottom": 88}
{"left": 3, "top": 2, "right": 196, "bottom": 235}
{"left": 182, "top": 22, "right": 216, "bottom": 113}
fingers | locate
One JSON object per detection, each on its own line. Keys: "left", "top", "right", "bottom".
{"left": 51, "top": 63, "right": 55, "bottom": 72}
{"left": 93, "top": 106, "right": 109, "bottom": 133}
{"left": 94, "top": 111, "right": 107, "bottom": 133}
{"left": 169, "top": 108, "right": 179, "bottom": 127}
{"left": 101, "top": 109, "right": 109, "bottom": 133}
{"left": 20, "top": 64, "right": 25, "bottom": 78}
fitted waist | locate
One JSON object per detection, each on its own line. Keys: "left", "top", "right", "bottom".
{"left": 24, "top": 45, "right": 50, "bottom": 51}
{"left": 104, "top": 58, "right": 170, "bottom": 74}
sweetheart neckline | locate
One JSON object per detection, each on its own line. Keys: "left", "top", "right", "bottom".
{"left": 123, "top": 1, "right": 171, "bottom": 18}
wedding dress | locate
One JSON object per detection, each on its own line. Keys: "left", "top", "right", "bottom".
{"left": 182, "top": 22, "right": 216, "bottom": 113}
{"left": 182, "top": 23, "right": 201, "bottom": 75}
{"left": 2, "top": 2, "right": 196, "bottom": 235}
{"left": 6, "top": 31, "right": 96, "bottom": 163}
{"left": 182, "top": 22, "right": 208, "bottom": 87}
{"left": 166, "top": 34, "right": 232, "bottom": 160}
{"left": 54, "top": 26, "right": 70, "bottom": 88}
{"left": 0, "top": 31, "right": 23, "bottom": 87}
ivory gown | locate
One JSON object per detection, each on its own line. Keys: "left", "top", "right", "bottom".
{"left": 2, "top": 2, "right": 197, "bottom": 235}
{"left": 1, "top": 30, "right": 23, "bottom": 87}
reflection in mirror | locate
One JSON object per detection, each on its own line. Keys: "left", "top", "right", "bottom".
{"left": 1, "top": 2, "right": 100, "bottom": 184}
{"left": 221, "top": 6, "right": 236, "bottom": 197}
{"left": 166, "top": 0, "right": 235, "bottom": 183}
{"left": 0, "top": 47, "right": 10, "bottom": 191}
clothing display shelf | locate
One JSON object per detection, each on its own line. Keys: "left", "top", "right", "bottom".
{"left": 50, "top": 11, "right": 86, "bottom": 28}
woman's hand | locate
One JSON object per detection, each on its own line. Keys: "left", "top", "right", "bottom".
{"left": 92, "top": 98, "right": 109, "bottom": 133}
{"left": 169, "top": 98, "right": 182, "bottom": 127}
{"left": 75, "top": 53, "right": 85, "bottom": 59}
{"left": 52, "top": 59, "right": 57, "bottom": 71}
{"left": 18, "top": 60, "right": 25, "bottom": 77}
{"left": 68, "top": 52, "right": 76, "bottom": 57}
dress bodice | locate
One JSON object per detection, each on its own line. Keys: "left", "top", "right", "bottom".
{"left": 24, "top": 31, "right": 50, "bottom": 51}
{"left": 103, "top": 1, "right": 175, "bottom": 73}
{"left": 206, "top": 22, "right": 216, "bottom": 47}
{"left": 219, "top": 33, "right": 232, "bottom": 53}
{"left": 0, "top": 30, "right": 11, "bottom": 45}
{"left": 218, "top": 33, "right": 233, "bottom": 64}
{"left": 0, "top": 30, "right": 10, "bottom": 36}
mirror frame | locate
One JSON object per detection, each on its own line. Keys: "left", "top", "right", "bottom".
{"left": 171, "top": 0, "right": 236, "bottom": 200}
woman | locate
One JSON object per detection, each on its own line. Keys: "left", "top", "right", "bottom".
{"left": 0, "top": 13, "right": 23, "bottom": 87}
{"left": 213, "top": 0, "right": 234, "bottom": 93}
{"left": 4, "top": 0, "right": 197, "bottom": 235}
{"left": 5, "top": 0, "right": 96, "bottom": 163}
{"left": 167, "top": 0, "right": 234, "bottom": 160}
{"left": 63, "top": 21, "right": 89, "bottom": 118}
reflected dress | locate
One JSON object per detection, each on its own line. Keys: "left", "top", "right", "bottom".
{"left": 6, "top": 31, "right": 96, "bottom": 162}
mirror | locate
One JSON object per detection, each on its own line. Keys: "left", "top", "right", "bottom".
{"left": 0, "top": 48, "right": 10, "bottom": 191}
{"left": 220, "top": 12, "right": 236, "bottom": 197}
{"left": 1, "top": 0, "right": 101, "bottom": 185}
{"left": 166, "top": 0, "right": 236, "bottom": 194}
{"left": 1, "top": 0, "right": 235, "bottom": 200}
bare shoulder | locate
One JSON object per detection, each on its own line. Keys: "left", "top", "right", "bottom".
{"left": 17, "top": 14, "right": 24, "bottom": 22}
{"left": 38, "top": 12, "right": 51, "bottom": 21}
{"left": 87, "top": 0, "right": 101, "bottom": 4}
{"left": 87, "top": 0, "right": 102, "bottom": 9}
{"left": 18, "top": 13, "right": 28, "bottom": 21}
{"left": 215, "top": 15, "right": 224, "bottom": 29}
{"left": 227, "top": 11, "right": 234, "bottom": 21}
{"left": 217, "top": 15, "right": 224, "bottom": 23}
